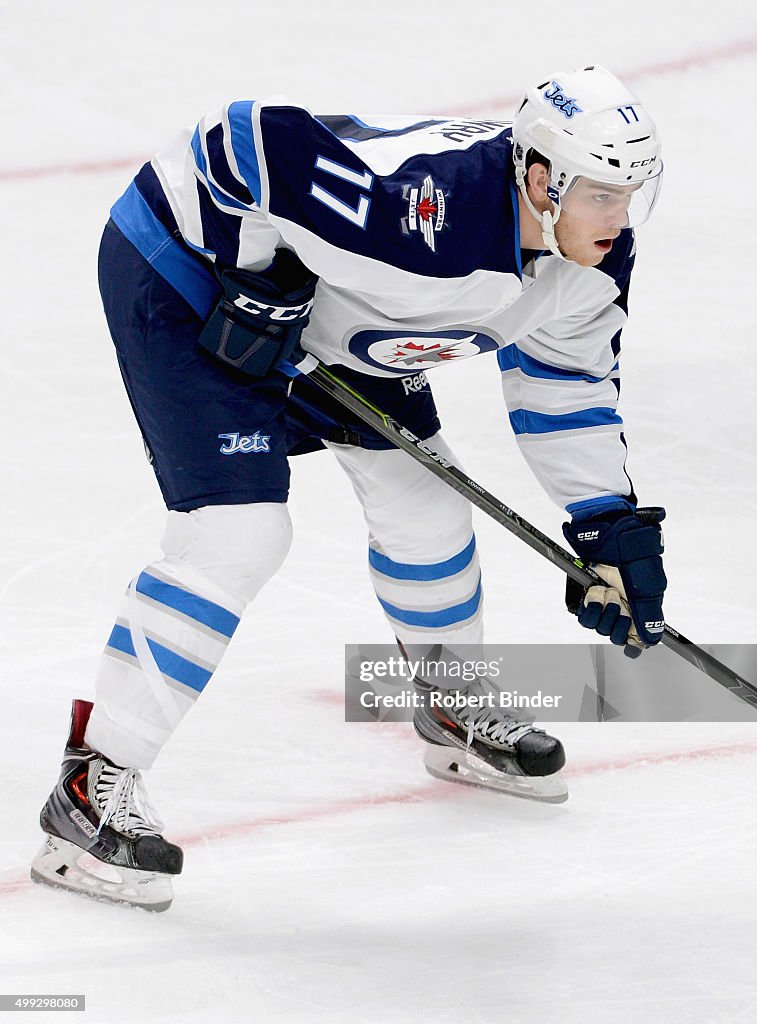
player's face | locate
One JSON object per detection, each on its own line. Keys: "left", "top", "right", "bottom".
{"left": 554, "top": 178, "right": 639, "bottom": 267}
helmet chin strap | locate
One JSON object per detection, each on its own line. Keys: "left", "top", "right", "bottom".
{"left": 514, "top": 165, "right": 567, "bottom": 261}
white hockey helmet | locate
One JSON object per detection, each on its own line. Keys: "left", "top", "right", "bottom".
{"left": 512, "top": 66, "right": 662, "bottom": 258}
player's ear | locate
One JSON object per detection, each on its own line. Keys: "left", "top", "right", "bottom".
{"left": 526, "top": 162, "right": 550, "bottom": 204}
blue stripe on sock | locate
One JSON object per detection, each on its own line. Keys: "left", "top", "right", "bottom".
{"left": 106, "top": 623, "right": 136, "bottom": 657}
{"left": 106, "top": 624, "right": 212, "bottom": 693}
{"left": 509, "top": 406, "right": 623, "bottom": 436}
{"left": 135, "top": 573, "right": 240, "bottom": 638}
{"left": 369, "top": 535, "right": 476, "bottom": 582}
{"left": 377, "top": 578, "right": 482, "bottom": 628}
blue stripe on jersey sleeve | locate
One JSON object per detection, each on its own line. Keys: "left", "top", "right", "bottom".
{"left": 191, "top": 128, "right": 250, "bottom": 212}
{"left": 110, "top": 181, "right": 218, "bottom": 319}
{"left": 369, "top": 535, "right": 476, "bottom": 581}
{"left": 497, "top": 344, "right": 612, "bottom": 383}
{"left": 135, "top": 572, "right": 240, "bottom": 638}
{"left": 227, "top": 101, "right": 262, "bottom": 205}
{"left": 508, "top": 407, "right": 623, "bottom": 436}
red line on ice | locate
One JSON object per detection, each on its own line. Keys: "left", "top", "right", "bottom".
{"left": 0, "top": 156, "right": 139, "bottom": 183}
{"left": 452, "top": 34, "right": 757, "bottom": 115}
{"left": 561, "top": 739, "right": 757, "bottom": 777}
{"left": 5, "top": 739, "right": 757, "bottom": 900}
{"left": 176, "top": 781, "right": 439, "bottom": 846}
{"left": 2, "top": 35, "right": 757, "bottom": 183}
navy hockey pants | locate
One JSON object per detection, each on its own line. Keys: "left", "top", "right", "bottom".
{"left": 97, "top": 220, "right": 441, "bottom": 512}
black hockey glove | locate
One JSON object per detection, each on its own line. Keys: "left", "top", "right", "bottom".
{"left": 198, "top": 249, "right": 318, "bottom": 377}
{"left": 562, "top": 504, "right": 667, "bottom": 658}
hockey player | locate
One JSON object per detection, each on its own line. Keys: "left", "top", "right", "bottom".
{"left": 33, "top": 66, "right": 667, "bottom": 910}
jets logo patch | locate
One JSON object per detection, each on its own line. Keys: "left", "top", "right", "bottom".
{"left": 400, "top": 175, "right": 446, "bottom": 252}
{"left": 347, "top": 328, "right": 499, "bottom": 373}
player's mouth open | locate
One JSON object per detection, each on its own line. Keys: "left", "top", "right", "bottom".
{"left": 595, "top": 238, "right": 613, "bottom": 253}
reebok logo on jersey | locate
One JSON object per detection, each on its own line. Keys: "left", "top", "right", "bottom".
{"left": 400, "top": 175, "right": 446, "bottom": 252}
{"left": 218, "top": 432, "right": 271, "bottom": 455}
{"left": 544, "top": 81, "right": 583, "bottom": 119}
{"left": 401, "top": 371, "right": 429, "bottom": 395}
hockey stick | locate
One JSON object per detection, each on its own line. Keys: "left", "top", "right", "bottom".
{"left": 309, "top": 363, "right": 757, "bottom": 711}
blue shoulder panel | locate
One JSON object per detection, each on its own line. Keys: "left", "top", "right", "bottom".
{"left": 260, "top": 107, "right": 521, "bottom": 279}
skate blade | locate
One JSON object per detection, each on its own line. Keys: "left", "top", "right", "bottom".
{"left": 31, "top": 834, "right": 174, "bottom": 912}
{"left": 423, "top": 744, "right": 569, "bottom": 804}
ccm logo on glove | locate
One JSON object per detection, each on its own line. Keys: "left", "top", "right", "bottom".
{"left": 198, "top": 249, "right": 318, "bottom": 377}
{"left": 232, "top": 295, "right": 314, "bottom": 322}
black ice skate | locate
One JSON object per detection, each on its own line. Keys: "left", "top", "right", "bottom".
{"left": 413, "top": 679, "right": 568, "bottom": 803}
{"left": 31, "top": 699, "right": 183, "bottom": 911}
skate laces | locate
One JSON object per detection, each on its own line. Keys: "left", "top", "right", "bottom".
{"left": 457, "top": 706, "right": 536, "bottom": 750}
{"left": 94, "top": 764, "right": 165, "bottom": 837}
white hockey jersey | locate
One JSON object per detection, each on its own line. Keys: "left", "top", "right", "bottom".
{"left": 109, "top": 100, "right": 637, "bottom": 512}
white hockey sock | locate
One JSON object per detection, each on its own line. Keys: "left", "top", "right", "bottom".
{"left": 85, "top": 560, "right": 244, "bottom": 769}
{"left": 85, "top": 503, "right": 292, "bottom": 768}
{"left": 369, "top": 532, "right": 484, "bottom": 648}
{"left": 328, "top": 435, "right": 484, "bottom": 650}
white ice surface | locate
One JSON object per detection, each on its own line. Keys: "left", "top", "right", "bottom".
{"left": 2, "top": 3, "right": 757, "bottom": 1022}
